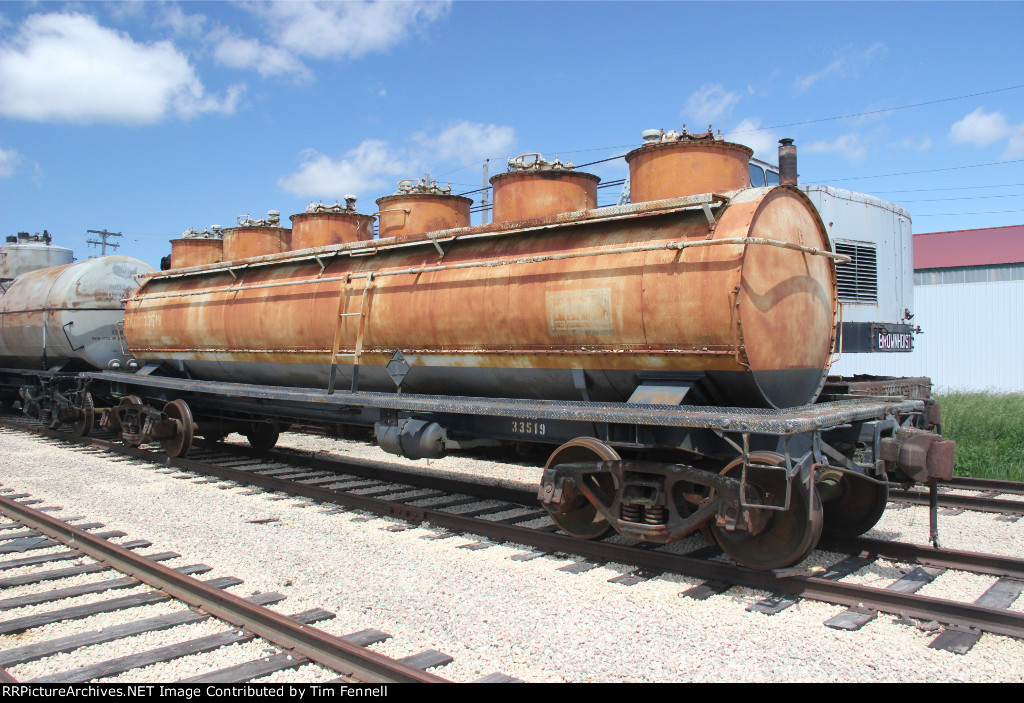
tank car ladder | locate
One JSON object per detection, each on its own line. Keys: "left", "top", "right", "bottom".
{"left": 328, "top": 273, "right": 375, "bottom": 394}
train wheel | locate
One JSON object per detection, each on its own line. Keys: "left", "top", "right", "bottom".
{"left": 709, "top": 452, "right": 823, "bottom": 570}
{"left": 72, "top": 392, "right": 95, "bottom": 437}
{"left": 161, "top": 399, "right": 194, "bottom": 458}
{"left": 821, "top": 475, "right": 889, "bottom": 538}
{"left": 543, "top": 437, "right": 620, "bottom": 540}
{"left": 246, "top": 424, "right": 280, "bottom": 451}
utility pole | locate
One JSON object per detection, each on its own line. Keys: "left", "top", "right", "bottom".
{"left": 86, "top": 229, "right": 122, "bottom": 256}
{"left": 480, "top": 160, "right": 490, "bottom": 225}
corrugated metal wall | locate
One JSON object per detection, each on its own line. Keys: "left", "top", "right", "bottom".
{"left": 829, "top": 277, "right": 1024, "bottom": 392}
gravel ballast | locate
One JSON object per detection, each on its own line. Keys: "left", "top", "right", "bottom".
{"left": 1, "top": 428, "right": 1022, "bottom": 683}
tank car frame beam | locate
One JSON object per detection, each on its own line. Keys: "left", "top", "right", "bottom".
{"left": 79, "top": 369, "right": 949, "bottom": 491}
{"left": 82, "top": 370, "right": 926, "bottom": 435}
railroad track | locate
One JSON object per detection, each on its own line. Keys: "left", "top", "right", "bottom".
{"left": 5, "top": 410, "right": 1022, "bottom": 519}
{"left": 2, "top": 416, "right": 1023, "bottom": 661}
{"left": 0, "top": 492, "right": 485, "bottom": 683}
{"left": 891, "top": 479, "right": 1024, "bottom": 517}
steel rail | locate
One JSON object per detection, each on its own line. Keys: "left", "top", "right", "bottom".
{"left": 224, "top": 441, "right": 540, "bottom": 506}
{"left": 0, "top": 494, "right": 449, "bottom": 684}
{"left": 889, "top": 488, "right": 1024, "bottom": 516}
{"left": 938, "top": 476, "right": 1024, "bottom": 495}
{"left": 8, "top": 421, "right": 1023, "bottom": 642}
{"left": 822, "top": 536, "right": 1024, "bottom": 579}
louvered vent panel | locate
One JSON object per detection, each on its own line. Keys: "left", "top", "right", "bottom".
{"left": 835, "top": 243, "right": 877, "bottom": 302}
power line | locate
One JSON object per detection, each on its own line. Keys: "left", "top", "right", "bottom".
{"left": 894, "top": 193, "right": 1024, "bottom": 204}
{"left": 436, "top": 160, "right": 486, "bottom": 179}
{"left": 726, "top": 83, "right": 1024, "bottom": 135}
{"left": 871, "top": 182, "right": 1024, "bottom": 194}
{"left": 426, "top": 83, "right": 1024, "bottom": 184}
{"left": 576, "top": 153, "right": 630, "bottom": 169}
{"left": 817, "top": 158, "right": 1024, "bottom": 183}
{"left": 914, "top": 209, "right": 1024, "bottom": 217}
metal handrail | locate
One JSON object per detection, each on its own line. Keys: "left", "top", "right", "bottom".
{"left": 126, "top": 236, "right": 848, "bottom": 303}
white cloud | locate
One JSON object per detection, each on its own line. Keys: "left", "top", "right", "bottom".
{"left": 0, "top": 147, "right": 18, "bottom": 178}
{"left": 279, "top": 139, "right": 415, "bottom": 197}
{"left": 796, "top": 59, "right": 843, "bottom": 92}
{"left": 104, "top": 1, "right": 149, "bottom": 25}
{"left": 248, "top": 1, "right": 449, "bottom": 60}
{"left": 724, "top": 118, "right": 780, "bottom": 162}
{"left": 156, "top": 5, "right": 207, "bottom": 37}
{"left": 683, "top": 84, "right": 742, "bottom": 126}
{"left": 0, "top": 12, "right": 242, "bottom": 125}
{"left": 279, "top": 120, "right": 516, "bottom": 197}
{"left": 796, "top": 43, "right": 886, "bottom": 91}
{"left": 419, "top": 121, "right": 516, "bottom": 163}
{"left": 213, "top": 32, "right": 312, "bottom": 80}
{"left": 949, "top": 107, "right": 1012, "bottom": 147}
{"left": 803, "top": 133, "right": 868, "bottom": 162}
{"left": 949, "top": 107, "right": 1024, "bottom": 159}
{"left": 206, "top": 2, "right": 448, "bottom": 81}
{"left": 1007, "top": 128, "right": 1024, "bottom": 159}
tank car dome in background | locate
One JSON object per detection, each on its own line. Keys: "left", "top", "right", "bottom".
{"left": 291, "top": 197, "right": 376, "bottom": 250}
{"left": 489, "top": 153, "right": 600, "bottom": 224}
{"left": 167, "top": 226, "right": 224, "bottom": 270}
{"left": 221, "top": 211, "right": 291, "bottom": 261}
{"left": 626, "top": 127, "right": 753, "bottom": 202}
{"left": 0, "top": 231, "right": 74, "bottom": 282}
{"left": 376, "top": 177, "right": 472, "bottom": 239}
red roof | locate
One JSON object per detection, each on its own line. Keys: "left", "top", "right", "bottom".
{"left": 914, "top": 224, "right": 1024, "bottom": 269}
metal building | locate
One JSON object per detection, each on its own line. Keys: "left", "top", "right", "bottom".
{"left": 830, "top": 224, "right": 1024, "bottom": 392}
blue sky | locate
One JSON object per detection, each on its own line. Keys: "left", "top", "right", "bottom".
{"left": 1, "top": 1, "right": 1023, "bottom": 269}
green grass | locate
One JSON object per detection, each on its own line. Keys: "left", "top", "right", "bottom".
{"left": 936, "top": 392, "right": 1024, "bottom": 481}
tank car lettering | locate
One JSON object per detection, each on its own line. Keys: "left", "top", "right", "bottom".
{"left": 89, "top": 292, "right": 121, "bottom": 302}
{"left": 512, "top": 420, "right": 546, "bottom": 435}
{"left": 546, "top": 288, "right": 614, "bottom": 336}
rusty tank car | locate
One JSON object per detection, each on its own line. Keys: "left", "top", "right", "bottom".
{"left": 49, "top": 129, "right": 954, "bottom": 571}
{"left": 124, "top": 151, "right": 836, "bottom": 410}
